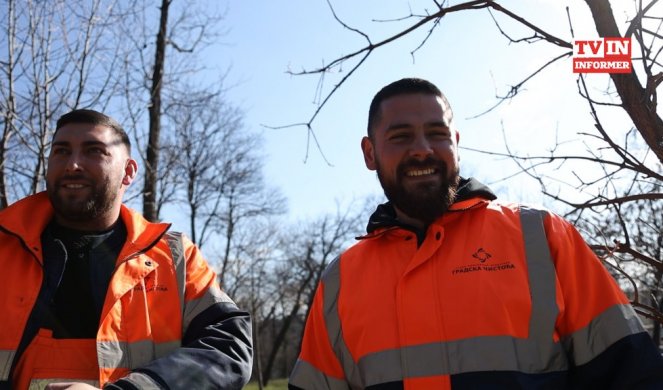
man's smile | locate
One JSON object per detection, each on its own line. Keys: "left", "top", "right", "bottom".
{"left": 405, "top": 168, "right": 437, "bottom": 177}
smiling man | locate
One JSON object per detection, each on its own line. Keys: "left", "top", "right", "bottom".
{"left": 47, "top": 121, "right": 136, "bottom": 232}
{"left": 362, "top": 85, "right": 460, "bottom": 231}
{"left": 0, "top": 109, "right": 252, "bottom": 389}
{"left": 289, "top": 78, "right": 663, "bottom": 389}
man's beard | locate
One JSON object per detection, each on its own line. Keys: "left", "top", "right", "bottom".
{"left": 377, "top": 157, "right": 460, "bottom": 226}
{"left": 47, "top": 175, "right": 118, "bottom": 223}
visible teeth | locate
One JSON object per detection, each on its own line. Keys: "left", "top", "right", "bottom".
{"left": 407, "top": 168, "right": 435, "bottom": 177}
{"left": 64, "top": 184, "right": 85, "bottom": 188}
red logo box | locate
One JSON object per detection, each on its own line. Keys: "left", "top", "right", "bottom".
{"left": 573, "top": 38, "right": 632, "bottom": 74}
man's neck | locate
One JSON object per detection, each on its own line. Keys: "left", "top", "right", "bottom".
{"left": 393, "top": 206, "right": 427, "bottom": 231}
{"left": 52, "top": 213, "right": 121, "bottom": 233}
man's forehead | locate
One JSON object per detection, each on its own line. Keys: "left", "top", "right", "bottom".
{"left": 51, "top": 123, "right": 129, "bottom": 152}
{"left": 379, "top": 94, "right": 453, "bottom": 122}
{"left": 382, "top": 93, "right": 449, "bottom": 108}
{"left": 53, "top": 123, "right": 116, "bottom": 142}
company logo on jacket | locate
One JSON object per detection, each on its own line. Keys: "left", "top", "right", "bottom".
{"left": 472, "top": 248, "right": 492, "bottom": 262}
{"left": 451, "top": 248, "right": 516, "bottom": 275}
{"left": 134, "top": 274, "right": 169, "bottom": 293}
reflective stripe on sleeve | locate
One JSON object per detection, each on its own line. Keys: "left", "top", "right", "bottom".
{"left": 519, "top": 206, "right": 567, "bottom": 370}
{"left": 321, "top": 256, "right": 364, "bottom": 389}
{"left": 28, "top": 378, "right": 98, "bottom": 390}
{"left": 97, "top": 339, "right": 181, "bottom": 369}
{"left": 164, "top": 231, "right": 186, "bottom": 318}
{"left": 563, "top": 303, "right": 645, "bottom": 366}
{"left": 164, "top": 232, "right": 235, "bottom": 334}
{"left": 182, "top": 285, "right": 234, "bottom": 334}
{"left": 0, "top": 349, "right": 15, "bottom": 381}
{"left": 289, "top": 359, "right": 350, "bottom": 390}
{"left": 121, "top": 371, "right": 162, "bottom": 389}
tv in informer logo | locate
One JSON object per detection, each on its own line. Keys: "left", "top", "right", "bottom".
{"left": 572, "top": 38, "right": 632, "bottom": 74}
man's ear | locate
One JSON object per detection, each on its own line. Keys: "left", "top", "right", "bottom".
{"left": 122, "top": 159, "right": 138, "bottom": 186}
{"left": 455, "top": 129, "right": 460, "bottom": 162}
{"left": 361, "top": 136, "right": 377, "bottom": 171}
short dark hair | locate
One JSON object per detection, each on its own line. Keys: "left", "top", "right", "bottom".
{"left": 367, "top": 78, "right": 452, "bottom": 138}
{"left": 54, "top": 109, "right": 131, "bottom": 151}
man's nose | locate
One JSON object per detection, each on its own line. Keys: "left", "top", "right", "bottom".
{"left": 409, "top": 134, "right": 433, "bottom": 159}
{"left": 65, "top": 152, "right": 83, "bottom": 172}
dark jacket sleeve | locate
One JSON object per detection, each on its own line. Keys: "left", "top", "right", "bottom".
{"left": 106, "top": 237, "right": 253, "bottom": 389}
{"left": 569, "top": 332, "right": 663, "bottom": 389}
{"left": 544, "top": 212, "right": 663, "bottom": 388}
{"left": 110, "top": 302, "right": 252, "bottom": 390}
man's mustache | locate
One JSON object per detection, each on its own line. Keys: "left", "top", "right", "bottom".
{"left": 56, "top": 175, "right": 92, "bottom": 186}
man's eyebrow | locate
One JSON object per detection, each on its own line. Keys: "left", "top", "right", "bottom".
{"left": 425, "top": 120, "right": 450, "bottom": 128}
{"left": 385, "top": 121, "right": 449, "bottom": 132}
{"left": 385, "top": 123, "right": 413, "bottom": 131}
{"left": 51, "top": 140, "right": 111, "bottom": 147}
{"left": 81, "top": 140, "right": 109, "bottom": 147}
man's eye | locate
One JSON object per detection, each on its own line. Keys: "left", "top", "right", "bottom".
{"left": 389, "top": 133, "right": 409, "bottom": 141}
{"left": 52, "top": 148, "right": 69, "bottom": 155}
{"left": 429, "top": 131, "right": 450, "bottom": 139}
{"left": 88, "top": 147, "right": 104, "bottom": 154}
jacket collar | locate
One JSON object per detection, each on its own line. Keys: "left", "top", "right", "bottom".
{"left": 0, "top": 192, "right": 54, "bottom": 248}
{"left": 0, "top": 192, "right": 170, "bottom": 255}
{"left": 364, "top": 177, "right": 497, "bottom": 235}
{"left": 118, "top": 203, "right": 171, "bottom": 259}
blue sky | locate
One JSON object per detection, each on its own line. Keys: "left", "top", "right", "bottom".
{"left": 204, "top": 0, "right": 638, "bottom": 221}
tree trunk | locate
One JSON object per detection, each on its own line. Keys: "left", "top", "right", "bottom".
{"left": 220, "top": 195, "right": 235, "bottom": 287}
{"left": 262, "top": 302, "right": 300, "bottom": 384}
{"left": 585, "top": 0, "right": 663, "bottom": 163}
{"left": 653, "top": 270, "right": 663, "bottom": 348}
{"left": 653, "top": 296, "right": 662, "bottom": 347}
{"left": 143, "top": 0, "right": 170, "bottom": 221}
{"left": 264, "top": 264, "right": 315, "bottom": 383}
{"left": 252, "top": 279, "right": 264, "bottom": 390}
{"left": 0, "top": 0, "right": 16, "bottom": 209}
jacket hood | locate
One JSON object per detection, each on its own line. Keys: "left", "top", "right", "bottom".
{"left": 365, "top": 176, "right": 496, "bottom": 234}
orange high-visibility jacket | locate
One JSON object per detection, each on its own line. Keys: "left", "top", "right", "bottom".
{"left": 290, "top": 178, "right": 663, "bottom": 389}
{"left": 0, "top": 192, "right": 252, "bottom": 389}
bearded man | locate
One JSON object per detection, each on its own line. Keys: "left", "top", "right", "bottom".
{"left": 0, "top": 109, "right": 252, "bottom": 390}
{"left": 289, "top": 78, "right": 663, "bottom": 389}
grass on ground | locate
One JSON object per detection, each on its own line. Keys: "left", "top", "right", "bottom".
{"left": 244, "top": 378, "right": 288, "bottom": 390}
